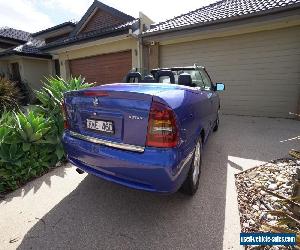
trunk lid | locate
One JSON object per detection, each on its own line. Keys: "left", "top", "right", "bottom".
{"left": 64, "top": 84, "right": 164, "bottom": 147}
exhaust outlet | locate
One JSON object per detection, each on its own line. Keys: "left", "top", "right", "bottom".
{"left": 76, "top": 168, "right": 85, "bottom": 174}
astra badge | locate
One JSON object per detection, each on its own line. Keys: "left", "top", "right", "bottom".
{"left": 129, "top": 115, "right": 143, "bottom": 120}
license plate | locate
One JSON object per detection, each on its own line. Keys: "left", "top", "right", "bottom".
{"left": 86, "top": 119, "right": 114, "bottom": 134}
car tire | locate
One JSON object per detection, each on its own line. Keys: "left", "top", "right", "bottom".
{"left": 213, "top": 110, "right": 219, "bottom": 132}
{"left": 180, "top": 138, "right": 202, "bottom": 195}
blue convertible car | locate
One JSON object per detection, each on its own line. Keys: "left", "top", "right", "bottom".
{"left": 62, "top": 65, "right": 225, "bottom": 195}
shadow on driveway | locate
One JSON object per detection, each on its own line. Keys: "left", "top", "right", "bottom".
{"left": 17, "top": 137, "right": 228, "bottom": 250}
{"left": 0, "top": 165, "right": 68, "bottom": 205}
{"left": 16, "top": 115, "right": 299, "bottom": 250}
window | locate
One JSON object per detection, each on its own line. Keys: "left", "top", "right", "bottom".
{"left": 190, "top": 70, "right": 204, "bottom": 87}
{"left": 10, "top": 63, "right": 21, "bottom": 82}
{"left": 172, "top": 70, "right": 204, "bottom": 88}
{"left": 128, "top": 76, "right": 140, "bottom": 83}
{"left": 151, "top": 68, "right": 212, "bottom": 89}
{"left": 159, "top": 76, "right": 172, "bottom": 83}
{"left": 199, "top": 70, "right": 212, "bottom": 90}
{"left": 54, "top": 60, "right": 60, "bottom": 77}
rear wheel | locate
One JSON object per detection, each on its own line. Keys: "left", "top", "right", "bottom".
{"left": 213, "top": 110, "right": 219, "bottom": 132}
{"left": 180, "top": 138, "right": 202, "bottom": 195}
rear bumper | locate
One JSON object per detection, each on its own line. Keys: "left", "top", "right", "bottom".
{"left": 62, "top": 131, "right": 193, "bottom": 193}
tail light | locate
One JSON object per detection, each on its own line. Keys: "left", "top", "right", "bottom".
{"left": 146, "top": 101, "right": 179, "bottom": 148}
{"left": 61, "top": 101, "right": 70, "bottom": 129}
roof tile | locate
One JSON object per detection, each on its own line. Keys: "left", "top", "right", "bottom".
{"left": 12, "top": 38, "right": 46, "bottom": 55}
{"left": 0, "top": 30, "right": 51, "bottom": 59}
{"left": 41, "top": 19, "right": 139, "bottom": 50}
{"left": 0, "top": 27, "right": 31, "bottom": 42}
{"left": 31, "top": 21, "right": 76, "bottom": 37}
{"left": 145, "top": 0, "right": 300, "bottom": 34}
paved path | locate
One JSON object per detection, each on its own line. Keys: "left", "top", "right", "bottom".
{"left": 0, "top": 115, "right": 299, "bottom": 250}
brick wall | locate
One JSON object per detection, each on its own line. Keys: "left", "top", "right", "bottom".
{"left": 80, "top": 9, "right": 125, "bottom": 34}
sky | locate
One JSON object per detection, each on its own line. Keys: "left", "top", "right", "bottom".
{"left": 0, "top": 0, "right": 219, "bottom": 33}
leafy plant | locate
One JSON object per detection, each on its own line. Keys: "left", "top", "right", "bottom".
{"left": 35, "top": 76, "right": 94, "bottom": 158}
{"left": 0, "top": 110, "right": 61, "bottom": 192}
{"left": 36, "top": 76, "right": 93, "bottom": 112}
{"left": 0, "top": 76, "right": 93, "bottom": 193}
{"left": 36, "top": 76, "right": 94, "bottom": 134}
{"left": 0, "top": 77, "right": 23, "bottom": 115}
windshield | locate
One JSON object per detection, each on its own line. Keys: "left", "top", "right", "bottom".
{"left": 159, "top": 70, "right": 211, "bottom": 90}
{"left": 172, "top": 70, "right": 201, "bottom": 85}
{"left": 125, "top": 68, "right": 212, "bottom": 90}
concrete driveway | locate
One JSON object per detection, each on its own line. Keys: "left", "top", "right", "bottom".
{"left": 0, "top": 115, "right": 299, "bottom": 250}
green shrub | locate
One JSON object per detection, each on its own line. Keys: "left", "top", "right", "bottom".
{"left": 36, "top": 76, "right": 94, "bottom": 138}
{"left": 0, "top": 77, "right": 23, "bottom": 115}
{"left": 0, "top": 76, "right": 93, "bottom": 193}
{"left": 0, "top": 111, "right": 60, "bottom": 192}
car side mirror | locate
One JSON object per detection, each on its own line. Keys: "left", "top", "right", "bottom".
{"left": 216, "top": 82, "right": 225, "bottom": 91}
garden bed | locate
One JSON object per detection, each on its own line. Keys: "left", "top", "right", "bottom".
{"left": 235, "top": 158, "right": 300, "bottom": 249}
{"left": 0, "top": 160, "right": 66, "bottom": 198}
{"left": 0, "top": 76, "right": 93, "bottom": 194}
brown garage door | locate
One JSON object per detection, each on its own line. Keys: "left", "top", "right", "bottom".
{"left": 69, "top": 50, "right": 132, "bottom": 85}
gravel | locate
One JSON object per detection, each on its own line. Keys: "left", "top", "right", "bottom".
{"left": 235, "top": 158, "right": 299, "bottom": 241}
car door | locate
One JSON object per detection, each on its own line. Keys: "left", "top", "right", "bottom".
{"left": 190, "top": 70, "right": 212, "bottom": 137}
{"left": 199, "top": 69, "right": 218, "bottom": 128}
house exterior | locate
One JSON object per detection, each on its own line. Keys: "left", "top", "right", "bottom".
{"left": 34, "top": 0, "right": 153, "bottom": 85}
{"left": 4, "top": 0, "right": 299, "bottom": 118}
{"left": 0, "top": 27, "right": 52, "bottom": 96}
{"left": 141, "top": 0, "right": 300, "bottom": 118}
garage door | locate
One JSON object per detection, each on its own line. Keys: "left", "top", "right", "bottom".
{"left": 69, "top": 50, "right": 132, "bottom": 85}
{"left": 160, "top": 26, "right": 300, "bottom": 118}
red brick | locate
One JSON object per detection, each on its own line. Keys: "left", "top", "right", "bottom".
{"left": 80, "top": 9, "right": 126, "bottom": 34}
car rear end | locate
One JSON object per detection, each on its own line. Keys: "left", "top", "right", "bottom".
{"left": 62, "top": 84, "right": 193, "bottom": 193}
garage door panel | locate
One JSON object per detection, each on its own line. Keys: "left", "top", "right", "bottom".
{"left": 220, "top": 96, "right": 298, "bottom": 107}
{"left": 204, "top": 66, "right": 299, "bottom": 75}
{"left": 221, "top": 86, "right": 299, "bottom": 97}
{"left": 163, "top": 46, "right": 300, "bottom": 59}
{"left": 224, "top": 104, "right": 296, "bottom": 114}
{"left": 160, "top": 26, "right": 300, "bottom": 118}
{"left": 70, "top": 50, "right": 132, "bottom": 85}
{"left": 161, "top": 41, "right": 300, "bottom": 58}
{"left": 200, "top": 54, "right": 300, "bottom": 65}
{"left": 227, "top": 82, "right": 299, "bottom": 88}
{"left": 163, "top": 33, "right": 300, "bottom": 52}
{"left": 210, "top": 73, "right": 300, "bottom": 82}
{"left": 162, "top": 51, "right": 300, "bottom": 67}
{"left": 221, "top": 96, "right": 297, "bottom": 105}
